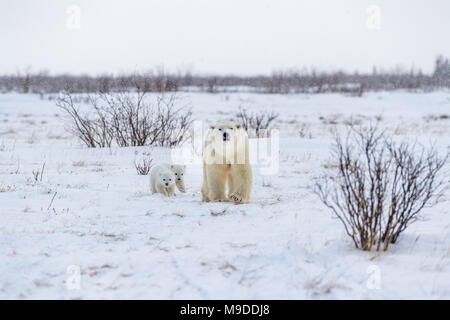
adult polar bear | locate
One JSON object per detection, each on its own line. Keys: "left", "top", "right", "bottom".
{"left": 201, "top": 121, "right": 252, "bottom": 204}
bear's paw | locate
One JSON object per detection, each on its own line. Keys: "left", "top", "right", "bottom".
{"left": 230, "top": 193, "right": 243, "bottom": 204}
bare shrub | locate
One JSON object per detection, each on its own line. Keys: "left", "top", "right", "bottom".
{"left": 134, "top": 157, "right": 153, "bottom": 175}
{"left": 314, "top": 125, "right": 448, "bottom": 251}
{"left": 153, "top": 95, "right": 193, "bottom": 147}
{"left": 56, "top": 92, "right": 113, "bottom": 148}
{"left": 94, "top": 87, "right": 157, "bottom": 147}
{"left": 56, "top": 76, "right": 192, "bottom": 148}
{"left": 235, "top": 107, "right": 278, "bottom": 138}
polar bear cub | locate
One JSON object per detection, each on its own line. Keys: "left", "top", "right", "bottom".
{"left": 163, "top": 164, "right": 186, "bottom": 193}
{"left": 150, "top": 164, "right": 176, "bottom": 196}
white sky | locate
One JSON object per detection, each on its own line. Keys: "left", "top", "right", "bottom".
{"left": 1, "top": 0, "right": 449, "bottom": 75}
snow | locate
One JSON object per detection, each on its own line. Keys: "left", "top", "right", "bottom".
{"left": 0, "top": 91, "right": 449, "bottom": 299}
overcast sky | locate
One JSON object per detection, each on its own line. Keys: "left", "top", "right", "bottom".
{"left": 1, "top": 0, "right": 449, "bottom": 75}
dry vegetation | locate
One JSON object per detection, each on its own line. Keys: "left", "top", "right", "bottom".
{"left": 234, "top": 107, "right": 279, "bottom": 138}
{"left": 56, "top": 75, "right": 193, "bottom": 148}
{"left": 2, "top": 56, "right": 449, "bottom": 95}
{"left": 315, "top": 125, "right": 449, "bottom": 251}
{"left": 134, "top": 157, "right": 154, "bottom": 175}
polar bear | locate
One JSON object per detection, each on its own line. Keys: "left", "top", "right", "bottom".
{"left": 164, "top": 164, "right": 186, "bottom": 193}
{"left": 201, "top": 121, "right": 252, "bottom": 204}
{"left": 150, "top": 164, "right": 176, "bottom": 196}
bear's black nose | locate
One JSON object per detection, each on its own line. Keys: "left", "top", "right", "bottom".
{"left": 222, "top": 132, "right": 229, "bottom": 141}
{"left": 165, "top": 183, "right": 169, "bottom": 186}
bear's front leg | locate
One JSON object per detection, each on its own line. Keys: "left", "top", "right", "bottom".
{"left": 201, "top": 163, "right": 210, "bottom": 202}
{"left": 157, "top": 184, "right": 169, "bottom": 196}
{"left": 206, "top": 164, "right": 228, "bottom": 202}
{"left": 168, "top": 184, "right": 176, "bottom": 197}
{"left": 229, "top": 164, "right": 252, "bottom": 204}
{"left": 176, "top": 181, "right": 186, "bottom": 193}
{"left": 227, "top": 174, "right": 234, "bottom": 199}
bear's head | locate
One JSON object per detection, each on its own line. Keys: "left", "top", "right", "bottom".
{"left": 170, "top": 164, "right": 186, "bottom": 182}
{"left": 158, "top": 170, "right": 175, "bottom": 188}
{"left": 205, "top": 121, "right": 248, "bottom": 164}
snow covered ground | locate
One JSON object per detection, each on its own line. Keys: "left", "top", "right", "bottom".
{"left": 1, "top": 91, "right": 449, "bottom": 299}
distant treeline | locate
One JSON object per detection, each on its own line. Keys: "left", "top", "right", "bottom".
{"left": 1, "top": 56, "right": 449, "bottom": 95}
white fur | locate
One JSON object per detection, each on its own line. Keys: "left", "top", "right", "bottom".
{"left": 203, "top": 121, "right": 248, "bottom": 165}
{"left": 150, "top": 164, "right": 176, "bottom": 196}
{"left": 163, "top": 163, "right": 186, "bottom": 193}
{"left": 202, "top": 121, "right": 252, "bottom": 204}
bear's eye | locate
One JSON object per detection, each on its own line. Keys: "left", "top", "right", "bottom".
{"left": 230, "top": 127, "right": 233, "bottom": 130}
{"left": 169, "top": 179, "right": 172, "bottom": 181}
{"left": 218, "top": 128, "right": 222, "bottom": 131}
{"left": 175, "top": 173, "right": 178, "bottom": 175}
{"left": 163, "top": 179, "right": 166, "bottom": 181}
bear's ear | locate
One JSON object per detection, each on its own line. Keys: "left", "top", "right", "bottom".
{"left": 210, "top": 125, "right": 215, "bottom": 130}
